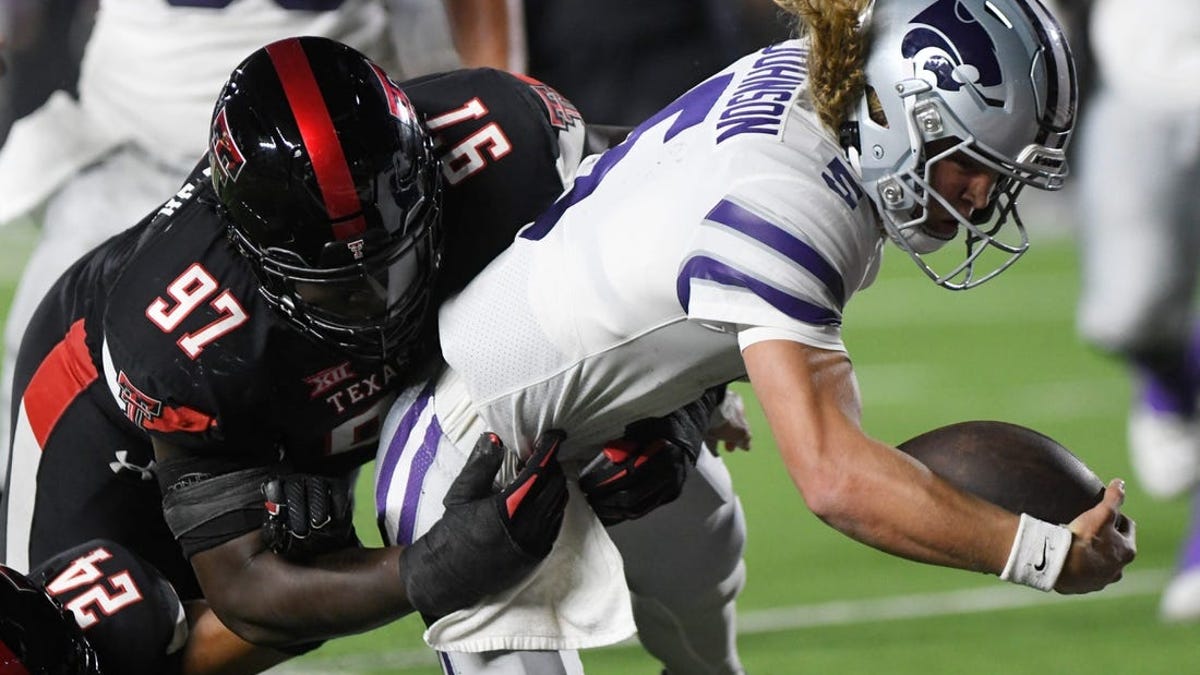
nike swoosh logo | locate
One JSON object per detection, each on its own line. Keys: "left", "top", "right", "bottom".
{"left": 1033, "top": 539, "right": 1049, "bottom": 571}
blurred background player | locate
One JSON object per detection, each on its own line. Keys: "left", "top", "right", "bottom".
{"left": 522, "top": 0, "right": 744, "bottom": 128}
{"left": 1072, "top": 0, "right": 1200, "bottom": 620}
{"left": 373, "top": 1, "right": 1135, "bottom": 673}
{"left": 521, "top": 0, "right": 793, "bottom": 129}
{"left": 0, "top": 0, "right": 95, "bottom": 148}
{"left": 0, "top": 0, "right": 519, "bottom": 490}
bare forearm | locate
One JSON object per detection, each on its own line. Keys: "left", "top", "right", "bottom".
{"left": 181, "top": 601, "right": 292, "bottom": 675}
{"left": 744, "top": 339, "right": 1017, "bottom": 575}
{"left": 806, "top": 428, "right": 1017, "bottom": 574}
{"left": 443, "top": 0, "right": 510, "bottom": 69}
{"left": 192, "top": 533, "right": 411, "bottom": 647}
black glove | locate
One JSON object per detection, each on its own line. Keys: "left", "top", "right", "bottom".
{"left": 261, "top": 473, "right": 356, "bottom": 559}
{"left": 401, "top": 430, "right": 568, "bottom": 619}
{"left": 579, "top": 385, "right": 726, "bottom": 526}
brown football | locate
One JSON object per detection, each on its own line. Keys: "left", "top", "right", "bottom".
{"left": 897, "top": 420, "right": 1106, "bottom": 524}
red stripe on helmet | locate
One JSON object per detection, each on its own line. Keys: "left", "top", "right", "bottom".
{"left": 266, "top": 39, "right": 367, "bottom": 240}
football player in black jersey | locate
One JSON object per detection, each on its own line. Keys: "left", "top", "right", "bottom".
{"left": 0, "top": 36, "right": 591, "bottom": 673}
{"left": 2, "top": 540, "right": 186, "bottom": 674}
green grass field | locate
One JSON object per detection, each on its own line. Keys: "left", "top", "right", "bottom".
{"left": 2, "top": 220, "right": 1195, "bottom": 674}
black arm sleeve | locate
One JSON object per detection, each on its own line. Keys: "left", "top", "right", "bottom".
{"left": 156, "top": 455, "right": 272, "bottom": 558}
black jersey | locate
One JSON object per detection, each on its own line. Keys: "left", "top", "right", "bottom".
{"left": 31, "top": 540, "right": 186, "bottom": 675}
{"left": 64, "top": 68, "right": 584, "bottom": 474}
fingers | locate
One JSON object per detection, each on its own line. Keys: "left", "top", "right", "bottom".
{"left": 306, "top": 477, "right": 332, "bottom": 529}
{"left": 504, "top": 430, "right": 568, "bottom": 519}
{"left": 1102, "top": 478, "right": 1127, "bottom": 512}
{"left": 1103, "top": 479, "right": 1137, "bottom": 557}
{"left": 279, "top": 476, "right": 309, "bottom": 537}
{"left": 500, "top": 431, "right": 568, "bottom": 556}
{"left": 1069, "top": 478, "right": 1126, "bottom": 535}
{"left": 444, "top": 433, "right": 507, "bottom": 505}
{"left": 527, "top": 429, "right": 566, "bottom": 469}
{"left": 330, "top": 477, "right": 352, "bottom": 522}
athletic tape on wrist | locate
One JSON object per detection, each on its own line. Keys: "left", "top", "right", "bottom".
{"left": 999, "top": 513, "right": 1072, "bottom": 592}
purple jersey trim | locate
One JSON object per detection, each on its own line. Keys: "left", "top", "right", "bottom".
{"left": 677, "top": 255, "right": 841, "bottom": 326}
{"left": 706, "top": 199, "right": 846, "bottom": 306}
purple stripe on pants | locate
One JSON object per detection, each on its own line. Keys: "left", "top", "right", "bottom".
{"left": 396, "top": 417, "right": 446, "bottom": 546}
{"left": 375, "top": 380, "right": 435, "bottom": 526}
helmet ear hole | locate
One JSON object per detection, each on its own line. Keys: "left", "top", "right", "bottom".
{"left": 866, "top": 87, "right": 889, "bottom": 127}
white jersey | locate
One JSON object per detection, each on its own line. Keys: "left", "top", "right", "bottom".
{"left": 438, "top": 40, "right": 884, "bottom": 459}
{"left": 0, "top": 0, "right": 423, "bottom": 223}
{"left": 82, "top": 0, "right": 395, "bottom": 167}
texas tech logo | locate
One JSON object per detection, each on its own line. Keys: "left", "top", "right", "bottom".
{"left": 368, "top": 62, "right": 417, "bottom": 125}
{"left": 116, "top": 371, "right": 216, "bottom": 433}
{"left": 117, "top": 371, "right": 163, "bottom": 428}
{"left": 210, "top": 106, "right": 247, "bottom": 183}
{"left": 528, "top": 83, "right": 582, "bottom": 131}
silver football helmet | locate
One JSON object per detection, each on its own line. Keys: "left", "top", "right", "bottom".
{"left": 844, "top": 0, "right": 1077, "bottom": 289}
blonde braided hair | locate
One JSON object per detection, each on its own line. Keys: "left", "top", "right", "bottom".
{"left": 773, "top": 0, "right": 873, "bottom": 132}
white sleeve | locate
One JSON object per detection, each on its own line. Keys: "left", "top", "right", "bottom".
{"left": 737, "top": 325, "right": 847, "bottom": 352}
{"left": 678, "top": 171, "right": 879, "bottom": 353}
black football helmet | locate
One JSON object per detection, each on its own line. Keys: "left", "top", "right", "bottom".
{"left": 0, "top": 565, "right": 101, "bottom": 675}
{"left": 209, "top": 36, "right": 443, "bottom": 361}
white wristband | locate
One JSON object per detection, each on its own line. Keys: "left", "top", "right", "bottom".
{"left": 999, "top": 513, "right": 1072, "bottom": 592}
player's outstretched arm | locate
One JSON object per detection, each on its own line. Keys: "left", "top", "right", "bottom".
{"left": 741, "top": 338, "right": 1135, "bottom": 593}
{"left": 441, "top": 0, "right": 512, "bottom": 70}
{"left": 162, "top": 431, "right": 567, "bottom": 648}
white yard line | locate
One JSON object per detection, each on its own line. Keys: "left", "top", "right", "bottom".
{"left": 271, "top": 568, "right": 1169, "bottom": 674}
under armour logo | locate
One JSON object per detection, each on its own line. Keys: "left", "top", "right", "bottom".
{"left": 109, "top": 450, "right": 155, "bottom": 481}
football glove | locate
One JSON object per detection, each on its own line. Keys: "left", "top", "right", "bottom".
{"left": 579, "top": 385, "right": 727, "bottom": 526}
{"left": 401, "top": 430, "right": 568, "bottom": 619}
{"left": 261, "top": 473, "right": 356, "bottom": 560}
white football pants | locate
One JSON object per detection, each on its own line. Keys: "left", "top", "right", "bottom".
{"left": 376, "top": 380, "right": 748, "bottom": 675}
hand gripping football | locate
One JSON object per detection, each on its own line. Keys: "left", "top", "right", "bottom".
{"left": 897, "top": 420, "right": 1106, "bottom": 525}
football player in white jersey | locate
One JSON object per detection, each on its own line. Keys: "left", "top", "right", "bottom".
{"left": 1071, "top": 0, "right": 1200, "bottom": 620}
{"left": 374, "top": 1, "right": 1137, "bottom": 673}
{"left": 0, "top": 0, "right": 518, "bottom": 488}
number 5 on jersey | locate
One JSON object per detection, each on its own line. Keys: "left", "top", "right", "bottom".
{"left": 146, "top": 263, "right": 249, "bottom": 359}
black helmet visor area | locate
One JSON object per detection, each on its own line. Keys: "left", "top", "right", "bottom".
{"left": 291, "top": 229, "right": 431, "bottom": 325}
{"left": 231, "top": 198, "right": 442, "bottom": 361}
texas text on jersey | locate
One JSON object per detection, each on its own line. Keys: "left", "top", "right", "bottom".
{"left": 2, "top": 67, "right": 586, "bottom": 586}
